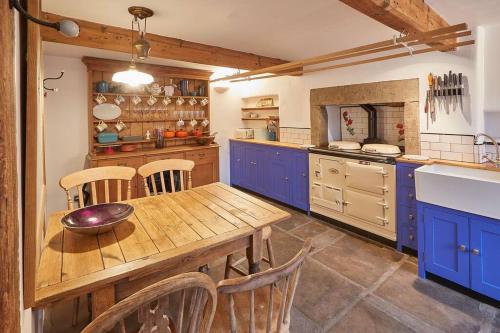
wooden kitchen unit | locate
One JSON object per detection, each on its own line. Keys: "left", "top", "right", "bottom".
{"left": 85, "top": 57, "right": 219, "bottom": 199}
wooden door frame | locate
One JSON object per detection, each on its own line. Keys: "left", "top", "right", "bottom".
{"left": 0, "top": 1, "right": 21, "bottom": 332}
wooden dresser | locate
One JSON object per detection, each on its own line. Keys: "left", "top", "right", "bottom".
{"left": 84, "top": 57, "right": 219, "bottom": 200}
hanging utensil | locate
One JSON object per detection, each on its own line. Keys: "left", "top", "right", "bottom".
{"left": 458, "top": 73, "right": 463, "bottom": 111}
{"left": 437, "top": 76, "right": 443, "bottom": 109}
{"left": 428, "top": 73, "right": 434, "bottom": 124}
{"left": 443, "top": 74, "right": 449, "bottom": 114}
{"left": 453, "top": 73, "right": 458, "bottom": 111}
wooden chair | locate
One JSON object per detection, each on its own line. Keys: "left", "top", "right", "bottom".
{"left": 138, "top": 159, "right": 195, "bottom": 195}
{"left": 213, "top": 239, "right": 312, "bottom": 333}
{"left": 224, "top": 226, "right": 276, "bottom": 278}
{"left": 59, "top": 166, "right": 136, "bottom": 325}
{"left": 81, "top": 272, "right": 217, "bottom": 333}
{"left": 60, "top": 166, "right": 136, "bottom": 209}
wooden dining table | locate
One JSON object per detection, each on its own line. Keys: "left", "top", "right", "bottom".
{"left": 34, "top": 182, "right": 291, "bottom": 318}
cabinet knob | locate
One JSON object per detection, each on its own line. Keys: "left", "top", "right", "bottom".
{"left": 409, "top": 234, "right": 414, "bottom": 240}
{"left": 237, "top": 158, "right": 241, "bottom": 162}
{"left": 408, "top": 214, "right": 414, "bottom": 220}
{"left": 408, "top": 173, "right": 414, "bottom": 179}
{"left": 472, "top": 249, "right": 480, "bottom": 255}
{"left": 276, "top": 152, "right": 280, "bottom": 155}
{"left": 302, "top": 173, "right": 306, "bottom": 177}
{"left": 458, "top": 244, "right": 467, "bottom": 252}
{"left": 408, "top": 193, "right": 414, "bottom": 199}
{"left": 284, "top": 177, "right": 289, "bottom": 181}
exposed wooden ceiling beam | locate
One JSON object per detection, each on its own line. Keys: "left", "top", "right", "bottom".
{"left": 339, "top": 0, "right": 455, "bottom": 46}
{"left": 40, "top": 12, "right": 289, "bottom": 70}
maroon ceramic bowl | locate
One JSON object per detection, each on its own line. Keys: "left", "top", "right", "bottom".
{"left": 61, "top": 203, "right": 134, "bottom": 235}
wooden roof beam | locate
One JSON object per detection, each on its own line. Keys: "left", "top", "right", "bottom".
{"left": 339, "top": 0, "right": 455, "bottom": 46}
{"left": 40, "top": 12, "right": 289, "bottom": 71}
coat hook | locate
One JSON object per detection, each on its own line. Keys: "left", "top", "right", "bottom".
{"left": 43, "top": 70, "right": 65, "bottom": 93}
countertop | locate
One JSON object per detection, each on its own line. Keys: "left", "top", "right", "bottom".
{"left": 230, "top": 138, "right": 309, "bottom": 150}
{"left": 396, "top": 157, "right": 500, "bottom": 172}
{"left": 88, "top": 144, "right": 220, "bottom": 160}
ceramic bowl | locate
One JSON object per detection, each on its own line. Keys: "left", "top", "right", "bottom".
{"left": 61, "top": 203, "right": 134, "bottom": 235}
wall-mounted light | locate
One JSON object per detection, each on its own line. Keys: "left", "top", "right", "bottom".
{"left": 10, "top": 0, "right": 80, "bottom": 38}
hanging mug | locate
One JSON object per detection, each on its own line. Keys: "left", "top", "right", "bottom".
{"left": 114, "top": 95, "right": 125, "bottom": 105}
{"left": 147, "top": 95, "right": 157, "bottom": 106}
{"left": 94, "top": 93, "right": 107, "bottom": 104}
{"left": 115, "top": 120, "right": 127, "bottom": 132}
{"left": 177, "top": 118, "right": 185, "bottom": 127}
{"left": 176, "top": 97, "right": 185, "bottom": 106}
{"left": 190, "top": 119, "right": 198, "bottom": 127}
{"left": 162, "top": 97, "right": 172, "bottom": 106}
{"left": 188, "top": 97, "right": 197, "bottom": 106}
{"left": 95, "top": 120, "right": 108, "bottom": 132}
{"left": 131, "top": 95, "right": 142, "bottom": 105}
{"left": 201, "top": 119, "right": 210, "bottom": 127}
{"left": 200, "top": 98, "right": 209, "bottom": 106}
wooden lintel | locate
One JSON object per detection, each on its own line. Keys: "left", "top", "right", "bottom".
{"left": 339, "top": 0, "right": 455, "bottom": 46}
{"left": 40, "top": 12, "right": 289, "bottom": 70}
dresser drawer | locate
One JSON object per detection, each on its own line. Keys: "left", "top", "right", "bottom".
{"left": 398, "top": 204, "right": 417, "bottom": 227}
{"left": 145, "top": 152, "right": 185, "bottom": 163}
{"left": 185, "top": 148, "right": 217, "bottom": 165}
{"left": 398, "top": 185, "right": 417, "bottom": 208}
{"left": 397, "top": 165, "right": 417, "bottom": 187}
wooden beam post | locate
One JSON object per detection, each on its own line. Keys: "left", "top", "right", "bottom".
{"left": 339, "top": 0, "right": 455, "bottom": 46}
{"left": 0, "top": 1, "right": 21, "bottom": 332}
{"left": 40, "top": 12, "right": 289, "bottom": 70}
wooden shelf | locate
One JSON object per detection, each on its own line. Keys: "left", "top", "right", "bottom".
{"left": 93, "top": 92, "right": 209, "bottom": 99}
{"left": 242, "top": 117, "right": 275, "bottom": 121}
{"left": 241, "top": 106, "right": 279, "bottom": 111}
{"left": 93, "top": 136, "right": 202, "bottom": 147}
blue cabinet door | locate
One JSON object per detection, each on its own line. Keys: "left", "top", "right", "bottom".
{"left": 267, "top": 149, "right": 291, "bottom": 203}
{"left": 242, "top": 145, "right": 257, "bottom": 190}
{"left": 230, "top": 142, "right": 244, "bottom": 186}
{"left": 291, "top": 151, "right": 309, "bottom": 211}
{"left": 423, "top": 205, "right": 470, "bottom": 287}
{"left": 470, "top": 217, "right": 500, "bottom": 300}
{"left": 254, "top": 146, "right": 269, "bottom": 195}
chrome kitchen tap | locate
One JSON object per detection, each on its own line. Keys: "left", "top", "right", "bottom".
{"left": 475, "top": 133, "right": 500, "bottom": 167}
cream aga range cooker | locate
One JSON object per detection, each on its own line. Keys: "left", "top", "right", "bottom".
{"left": 309, "top": 142, "right": 402, "bottom": 241}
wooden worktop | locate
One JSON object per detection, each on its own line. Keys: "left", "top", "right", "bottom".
{"left": 88, "top": 144, "right": 220, "bottom": 161}
{"left": 396, "top": 157, "right": 500, "bottom": 172}
{"left": 230, "top": 138, "right": 309, "bottom": 150}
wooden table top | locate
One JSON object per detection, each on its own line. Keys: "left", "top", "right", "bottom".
{"left": 35, "top": 182, "right": 290, "bottom": 306}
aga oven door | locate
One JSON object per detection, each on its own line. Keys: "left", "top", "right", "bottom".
{"left": 311, "top": 182, "right": 343, "bottom": 213}
{"left": 344, "top": 189, "right": 388, "bottom": 227}
{"left": 345, "top": 161, "right": 387, "bottom": 194}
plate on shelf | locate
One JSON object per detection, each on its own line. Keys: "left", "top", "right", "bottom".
{"left": 93, "top": 103, "right": 122, "bottom": 120}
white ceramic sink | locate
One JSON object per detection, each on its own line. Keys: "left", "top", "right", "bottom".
{"left": 415, "top": 164, "right": 500, "bottom": 219}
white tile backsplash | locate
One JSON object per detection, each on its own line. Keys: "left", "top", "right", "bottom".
{"left": 280, "top": 127, "right": 311, "bottom": 145}
{"left": 420, "top": 134, "right": 484, "bottom": 163}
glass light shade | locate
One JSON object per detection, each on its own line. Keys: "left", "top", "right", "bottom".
{"left": 112, "top": 65, "right": 154, "bottom": 86}
{"left": 58, "top": 19, "right": 80, "bottom": 38}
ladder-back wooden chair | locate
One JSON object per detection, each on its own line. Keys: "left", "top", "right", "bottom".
{"left": 60, "top": 166, "right": 136, "bottom": 209}
{"left": 138, "top": 159, "right": 195, "bottom": 196}
{"left": 213, "top": 239, "right": 312, "bottom": 333}
{"left": 59, "top": 166, "right": 136, "bottom": 325}
{"left": 81, "top": 272, "right": 217, "bottom": 333}
{"left": 225, "top": 226, "right": 276, "bottom": 278}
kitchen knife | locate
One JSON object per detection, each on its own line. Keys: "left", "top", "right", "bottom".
{"left": 448, "top": 70, "right": 453, "bottom": 103}
{"left": 443, "top": 74, "right": 448, "bottom": 113}
{"left": 437, "top": 76, "right": 443, "bottom": 109}
{"left": 453, "top": 73, "right": 458, "bottom": 111}
{"left": 458, "top": 73, "right": 463, "bottom": 111}
{"left": 433, "top": 75, "right": 439, "bottom": 110}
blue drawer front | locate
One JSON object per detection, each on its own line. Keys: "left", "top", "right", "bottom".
{"left": 396, "top": 162, "right": 419, "bottom": 252}
{"left": 398, "top": 185, "right": 417, "bottom": 209}
{"left": 397, "top": 205, "right": 418, "bottom": 250}
{"left": 397, "top": 164, "right": 417, "bottom": 187}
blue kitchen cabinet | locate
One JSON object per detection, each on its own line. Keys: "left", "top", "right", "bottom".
{"left": 470, "top": 217, "right": 500, "bottom": 300}
{"left": 418, "top": 202, "right": 500, "bottom": 301}
{"left": 396, "top": 162, "right": 419, "bottom": 251}
{"left": 422, "top": 205, "right": 470, "bottom": 287}
{"left": 229, "top": 141, "right": 244, "bottom": 187}
{"left": 229, "top": 140, "right": 309, "bottom": 211}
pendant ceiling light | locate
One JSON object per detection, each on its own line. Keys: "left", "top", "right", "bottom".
{"left": 112, "top": 6, "right": 154, "bottom": 86}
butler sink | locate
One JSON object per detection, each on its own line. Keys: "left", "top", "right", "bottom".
{"left": 415, "top": 164, "right": 500, "bottom": 219}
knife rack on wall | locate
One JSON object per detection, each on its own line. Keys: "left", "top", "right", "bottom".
{"left": 425, "top": 71, "right": 466, "bottom": 129}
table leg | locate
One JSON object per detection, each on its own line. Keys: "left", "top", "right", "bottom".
{"left": 91, "top": 285, "right": 115, "bottom": 319}
{"left": 247, "top": 229, "right": 263, "bottom": 274}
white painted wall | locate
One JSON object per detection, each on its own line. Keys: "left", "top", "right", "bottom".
{"left": 483, "top": 23, "right": 500, "bottom": 112}
{"left": 44, "top": 55, "right": 88, "bottom": 213}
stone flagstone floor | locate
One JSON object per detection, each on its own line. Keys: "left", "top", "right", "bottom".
{"left": 45, "top": 200, "right": 500, "bottom": 333}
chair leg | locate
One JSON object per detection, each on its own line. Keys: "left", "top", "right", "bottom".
{"left": 72, "top": 297, "right": 80, "bottom": 326}
{"left": 266, "top": 238, "right": 276, "bottom": 268}
{"left": 87, "top": 293, "right": 92, "bottom": 322}
{"left": 224, "top": 254, "right": 233, "bottom": 279}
